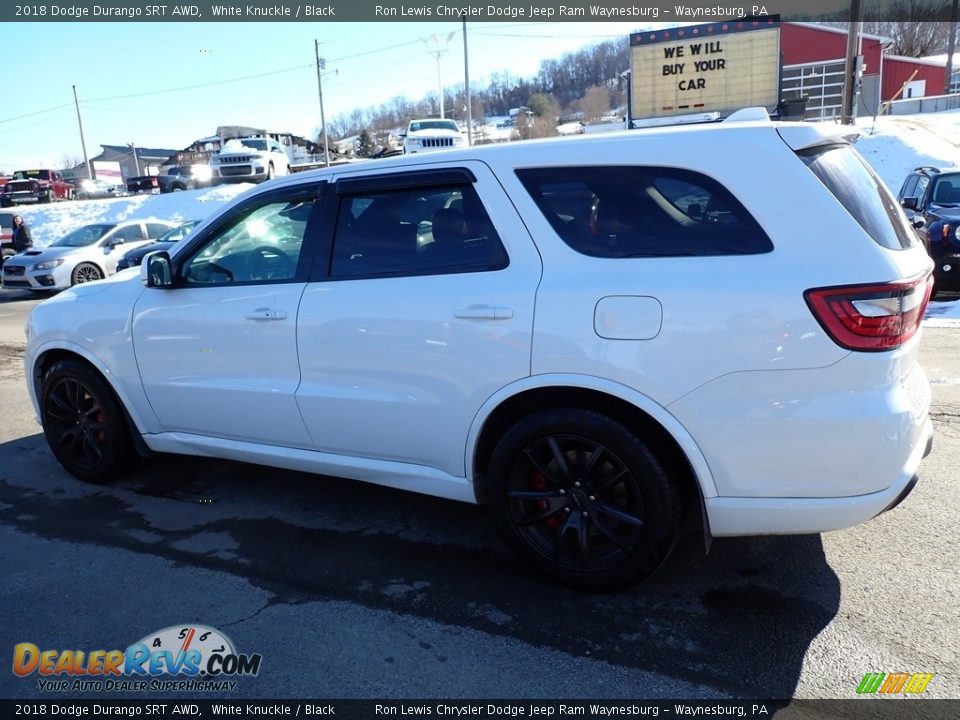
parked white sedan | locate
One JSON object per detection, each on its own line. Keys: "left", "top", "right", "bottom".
{"left": 1, "top": 220, "right": 177, "bottom": 291}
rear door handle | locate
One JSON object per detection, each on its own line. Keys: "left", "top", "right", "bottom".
{"left": 245, "top": 308, "right": 288, "bottom": 321}
{"left": 454, "top": 306, "right": 513, "bottom": 320}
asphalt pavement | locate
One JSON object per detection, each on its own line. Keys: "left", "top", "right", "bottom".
{"left": 0, "top": 288, "right": 957, "bottom": 701}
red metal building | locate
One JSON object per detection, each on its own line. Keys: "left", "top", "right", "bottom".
{"left": 780, "top": 23, "right": 948, "bottom": 119}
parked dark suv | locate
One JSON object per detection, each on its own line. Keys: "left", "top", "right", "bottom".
{"left": 898, "top": 165, "right": 960, "bottom": 295}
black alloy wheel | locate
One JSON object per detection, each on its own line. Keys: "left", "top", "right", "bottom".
{"left": 487, "top": 409, "right": 681, "bottom": 590}
{"left": 40, "top": 360, "right": 133, "bottom": 483}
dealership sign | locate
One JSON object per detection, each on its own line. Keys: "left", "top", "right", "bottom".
{"left": 630, "top": 18, "right": 781, "bottom": 121}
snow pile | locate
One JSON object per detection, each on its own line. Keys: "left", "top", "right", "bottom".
{"left": 12, "top": 184, "right": 253, "bottom": 248}
{"left": 846, "top": 111, "right": 960, "bottom": 192}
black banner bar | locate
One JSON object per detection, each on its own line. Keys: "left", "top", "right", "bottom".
{"left": 1, "top": 700, "right": 959, "bottom": 720}
{"left": 0, "top": 0, "right": 948, "bottom": 24}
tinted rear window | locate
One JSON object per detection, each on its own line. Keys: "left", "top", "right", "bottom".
{"left": 516, "top": 166, "right": 772, "bottom": 258}
{"left": 799, "top": 144, "right": 918, "bottom": 250}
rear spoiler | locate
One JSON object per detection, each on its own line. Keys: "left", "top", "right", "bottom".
{"left": 777, "top": 124, "right": 860, "bottom": 152}
{"left": 722, "top": 107, "right": 859, "bottom": 151}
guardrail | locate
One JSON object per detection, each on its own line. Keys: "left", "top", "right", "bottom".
{"left": 883, "top": 93, "right": 960, "bottom": 116}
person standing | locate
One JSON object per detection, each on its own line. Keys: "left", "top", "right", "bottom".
{"left": 11, "top": 215, "right": 32, "bottom": 253}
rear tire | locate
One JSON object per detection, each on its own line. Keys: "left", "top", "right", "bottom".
{"left": 40, "top": 359, "right": 133, "bottom": 483}
{"left": 485, "top": 408, "right": 681, "bottom": 590}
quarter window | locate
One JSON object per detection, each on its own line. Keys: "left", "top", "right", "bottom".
{"left": 181, "top": 196, "right": 316, "bottom": 284}
{"left": 147, "top": 223, "right": 173, "bottom": 239}
{"left": 111, "top": 225, "right": 146, "bottom": 244}
{"left": 516, "top": 166, "right": 772, "bottom": 258}
{"left": 330, "top": 183, "right": 508, "bottom": 279}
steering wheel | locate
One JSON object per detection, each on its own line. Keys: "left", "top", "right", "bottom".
{"left": 244, "top": 245, "right": 296, "bottom": 281}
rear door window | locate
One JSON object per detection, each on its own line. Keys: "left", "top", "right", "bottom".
{"left": 330, "top": 182, "right": 508, "bottom": 279}
{"left": 516, "top": 166, "right": 772, "bottom": 258}
{"left": 799, "top": 144, "right": 918, "bottom": 250}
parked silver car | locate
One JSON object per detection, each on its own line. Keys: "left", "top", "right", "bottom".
{"left": 1, "top": 219, "right": 177, "bottom": 291}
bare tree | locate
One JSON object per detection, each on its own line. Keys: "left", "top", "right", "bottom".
{"left": 821, "top": 3, "right": 954, "bottom": 57}
{"left": 59, "top": 154, "right": 83, "bottom": 171}
{"left": 578, "top": 85, "right": 611, "bottom": 122}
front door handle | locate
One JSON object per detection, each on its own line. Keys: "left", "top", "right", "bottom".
{"left": 454, "top": 306, "right": 513, "bottom": 320}
{"left": 245, "top": 308, "right": 288, "bottom": 321}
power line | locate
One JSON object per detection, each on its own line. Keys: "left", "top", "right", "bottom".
{"left": 0, "top": 102, "right": 74, "bottom": 125}
{"left": 83, "top": 63, "right": 314, "bottom": 103}
{"left": 473, "top": 31, "right": 630, "bottom": 39}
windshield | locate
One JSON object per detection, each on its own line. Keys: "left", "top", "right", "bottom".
{"left": 929, "top": 173, "right": 960, "bottom": 206}
{"left": 409, "top": 120, "right": 459, "bottom": 133}
{"left": 158, "top": 220, "right": 200, "bottom": 243}
{"left": 240, "top": 139, "right": 268, "bottom": 151}
{"left": 13, "top": 170, "right": 50, "bottom": 180}
{"left": 51, "top": 224, "right": 115, "bottom": 248}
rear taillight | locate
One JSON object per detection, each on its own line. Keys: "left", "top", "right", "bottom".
{"left": 804, "top": 275, "right": 933, "bottom": 352}
{"left": 150, "top": 178, "right": 158, "bottom": 187}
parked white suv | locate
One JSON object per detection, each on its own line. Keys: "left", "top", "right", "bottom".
{"left": 210, "top": 137, "right": 290, "bottom": 183}
{"left": 25, "top": 111, "right": 934, "bottom": 589}
{"left": 402, "top": 118, "right": 466, "bottom": 154}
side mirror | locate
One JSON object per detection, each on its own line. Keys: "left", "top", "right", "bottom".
{"left": 912, "top": 218, "right": 926, "bottom": 229}
{"left": 142, "top": 251, "right": 173, "bottom": 288}
{"left": 900, "top": 197, "right": 918, "bottom": 211}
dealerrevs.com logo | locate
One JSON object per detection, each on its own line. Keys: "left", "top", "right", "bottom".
{"left": 13, "top": 625, "right": 262, "bottom": 692}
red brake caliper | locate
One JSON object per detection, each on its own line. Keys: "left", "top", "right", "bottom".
{"left": 532, "top": 471, "right": 561, "bottom": 529}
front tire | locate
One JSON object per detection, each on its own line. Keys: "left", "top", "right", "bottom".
{"left": 265, "top": 163, "right": 275, "bottom": 181}
{"left": 71, "top": 262, "right": 104, "bottom": 285}
{"left": 486, "top": 408, "right": 681, "bottom": 590}
{"left": 40, "top": 359, "right": 133, "bottom": 483}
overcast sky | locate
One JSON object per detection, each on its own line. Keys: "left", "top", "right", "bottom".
{"left": 1, "top": 21, "right": 656, "bottom": 171}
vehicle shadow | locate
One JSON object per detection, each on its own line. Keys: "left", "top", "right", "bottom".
{"left": 0, "top": 436, "right": 840, "bottom": 699}
{"left": 0, "top": 287, "right": 48, "bottom": 303}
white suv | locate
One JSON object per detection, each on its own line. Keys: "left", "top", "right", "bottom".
{"left": 402, "top": 118, "right": 466, "bottom": 154}
{"left": 210, "top": 137, "right": 290, "bottom": 183}
{"left": 25, "top": 111, "right": 934, "bottom": 589}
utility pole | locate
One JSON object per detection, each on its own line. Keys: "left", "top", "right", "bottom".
{"left": 463, "top": 20, "right": 473, "bottom": 145}
{"left": 841, "top": 0, "right": 863, "bottom": 125}
{"left": 315, "top": 40, "right": 331, "bottom": 168}
{"left": 945, "top": 0, "right": 959, "bottom": 95}
{"left": 423, "top": 33, "right": 452, "bottom": 117}
{"left": 72, "top": 85, "right": 92, "bottom": 179}
{"left": 130, "top": 142, "right": 141, "bottom": 176}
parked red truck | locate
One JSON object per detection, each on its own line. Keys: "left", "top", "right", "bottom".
{"left": 0, "top": 169, "right": 74, "bottom": 206}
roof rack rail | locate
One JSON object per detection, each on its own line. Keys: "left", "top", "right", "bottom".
{"left": 913, "top": 165, "right": 941, "bottom": 174}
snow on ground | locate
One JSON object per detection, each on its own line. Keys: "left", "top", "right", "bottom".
{"left": 849, "top": 110, "right": 960, "bottom": 193}
{"left": 13, "top": 183, "right": 252, "bottom": 249}
{"left": 5, "top": 110, "right": 960, "bottom": 324}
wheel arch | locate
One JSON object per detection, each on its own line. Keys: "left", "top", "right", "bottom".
{"left": 467, "top": 375, "right": 717, "bottom": 511}
{"left": 31, "top": 345, "right": 153, "bottom": 458}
